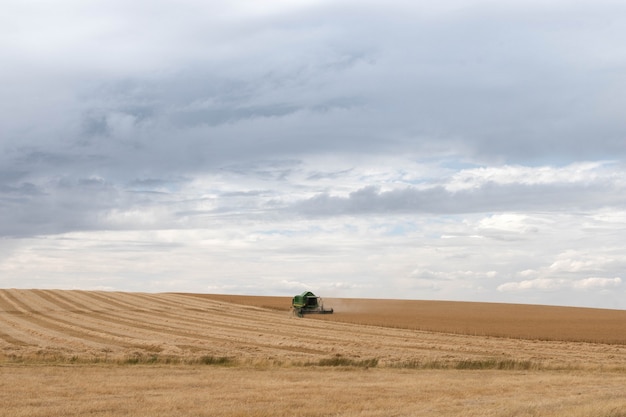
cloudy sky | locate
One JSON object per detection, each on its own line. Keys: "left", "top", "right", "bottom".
{"left": 2, "top": 0, "right": 626, "bottom": 309}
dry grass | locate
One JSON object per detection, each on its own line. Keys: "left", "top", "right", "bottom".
{"left": 1, "top": 365, "right": 625, "bottom": 417}
{"left": 1, "top": 289, "right": 626, "bottom": 416}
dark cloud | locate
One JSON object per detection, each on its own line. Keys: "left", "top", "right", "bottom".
{"left": 6, "top": 0, "right": 625, "bottom": 182}
{"left": 295, "top": 182, "right": 626, "bottom": 216}
{"left": 0, "top": 175, "right": 130, "bottom": 237}
{"left": 307, "top": 168, "right": 354, "bottom": 181}
{"left": 0, "top": 181, "right": 41, "bottom": 197}
{"left": 220, "top": 159, "right": 302, "bottom": 180}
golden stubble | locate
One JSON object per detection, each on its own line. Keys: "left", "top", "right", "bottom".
{"left": 1, "top": 366, "right": 625, "bottom": 417}
{"left": 1, "top": 289, "right": 626, "bottom": 416}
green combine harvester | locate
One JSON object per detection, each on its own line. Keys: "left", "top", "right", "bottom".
{"left": 292, "top": 291, "right": 334, "bottom": 317}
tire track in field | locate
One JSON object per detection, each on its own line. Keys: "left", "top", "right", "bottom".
{"left": 1, "top": 290, "right": 512, "bottom": 362}
{"left": 159, "top": 294, "right": 356, "bottom": 350}
{"left": 0, "top": 291, "right": 51, "bottom": 348}
{"left": 120, "top": 292, "right": 270, "bottom": 326}
{"left": 50, "top": 291, "right": 322, "bottom": 357}
{"left": 0, "top": 327, "right": 33, "bottom": 347}
{"left": 25, "top": 290, "right": 187, "bottom": 352}
{"left": 0, "top": 295, "right": 94, "bottom": 351}
{"left": 0, "top": 290, "right": 135, "bottom": 351}
{"left": 0, "top": 291, "right": 324, "bottom": 359}
{"left": 127, "top": 291, "right": 222, "bottom": 311}
{"left": 30, "top": 289, "right": 91, "bottom": 313}
{"left": 79, "top": 291, "right": 307, "bottom": 343}
{"left": 195, "top": 294, "right": 567, "bottom": 362}
{"left": 73, "top": 290, "right": 255, "bottom": 335}
{"left": 47, "top": 291, "right": 230, "bottom": 347}
{"left": 16, "top": 290, "right": 238, "bottom": 356}
{"left": 0, "top": 290, "right": 72, "bottom": 348}
{"left": 71, "top": 291, "right": 235, "bottom": 331}
{"left": 165, "top": 293, "right": 418, "bottom": 356}
{"left": 80, "top": 291, "right": 222, "bottom": 326}
{"left": 4, "top": 290, "right": 626, "bottom": 368}
{"left": 65, "top": 291, "right": 332, "bottom": 357}
{"left": 2, "top": 289, "right": 180, "bottom": 353}
{"left": 0, "top": 290, "right": 34, "bottom": 348}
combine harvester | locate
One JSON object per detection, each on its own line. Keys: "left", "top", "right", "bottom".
{"left": 292, "top": 291, "right": 333, "bottom": 317}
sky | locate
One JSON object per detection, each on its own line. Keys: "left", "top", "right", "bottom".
{"left": 2, "top": 0, "right": 626, "bottom": 309}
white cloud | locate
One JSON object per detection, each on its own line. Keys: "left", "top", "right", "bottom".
{"left": 477, "top": 214, "right": 534, "bottom": 233}
{"left": 549, "top": 258, "right": 596, "bottom": 273}
{"left": 499, "top": 277, "right": 622, "bottom": 293}
{"left": 446, "top": 161, "right": 618, "bottom": 192}
{"left": 498, "top": 278, "right": 569, "bottom": 292}
{"left": 572, "top": 277, "right": 622, "bottom": 290}
{"left": 279, "top": 280, "right": 311, "bottom": 290}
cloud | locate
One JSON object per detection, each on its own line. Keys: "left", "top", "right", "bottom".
{"left": 572, "top": 277, "right": 622, "bottom": 290}
{"left": 293, "top": 169, "right": 626, "bottom": 216}
{"left": 5, "top": 0, "right": 626, "bottom": 169}
{"left": 498, "top": 278, "right": 569, "bottom": 292}
{"left": 3, "top": 0, "right": 626, "bottom": 308}
{"left": 498, "top": 277, "right": 622, "bottom": 292}
{"left": 445, "top": 162, "right": 622, "bottom": 192}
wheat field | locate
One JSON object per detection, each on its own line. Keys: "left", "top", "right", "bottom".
{"left": 1, "top": 289, "right": 626, "bottom": 416}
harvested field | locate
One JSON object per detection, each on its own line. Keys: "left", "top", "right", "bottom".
{"left": 0, "top": 290, "right": 626, "bottom": 368}
{"left": 201, "top": 294, "right": 626, "bottom": 344}
{"left": 1, "top": 289, "right": 626, "bottom": 416}
{"left": 3, "top": 366, "right": 626, "bottom": 417}
{"left": 2, "top": 289, "right": 626, "bottom": 367}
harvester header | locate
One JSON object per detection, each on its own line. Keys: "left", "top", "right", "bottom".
{"left": 292, "top": 291, "right": 333, "bottom": 317}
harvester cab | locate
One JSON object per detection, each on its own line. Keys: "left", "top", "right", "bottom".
{"left": 292, "top": 291, "right": 333, "bottom": 317}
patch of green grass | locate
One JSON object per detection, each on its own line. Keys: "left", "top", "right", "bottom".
{"left": 117, "top": 354, "right": 234, "bottom": 366}
{"left": 306, "top": 356, "right": 378, "bottom": 368}
{"left": 4, "top": 352, "right": 546, "bottom": 371}
{"left": 455, "top": 359, "right": 535, "bottom": 370}
{"left": 390, "top": 359, "right": 447, "bottom": 369}
{"left": 390, "top": 358, "right": 538, "bottom": 370}
{"left": 195, "top": 355, "right": 233, "bottom": 366}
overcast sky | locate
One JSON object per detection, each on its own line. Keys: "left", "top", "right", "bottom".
{"left": 2, "top": 0, "right": 626, "bottom": 309}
